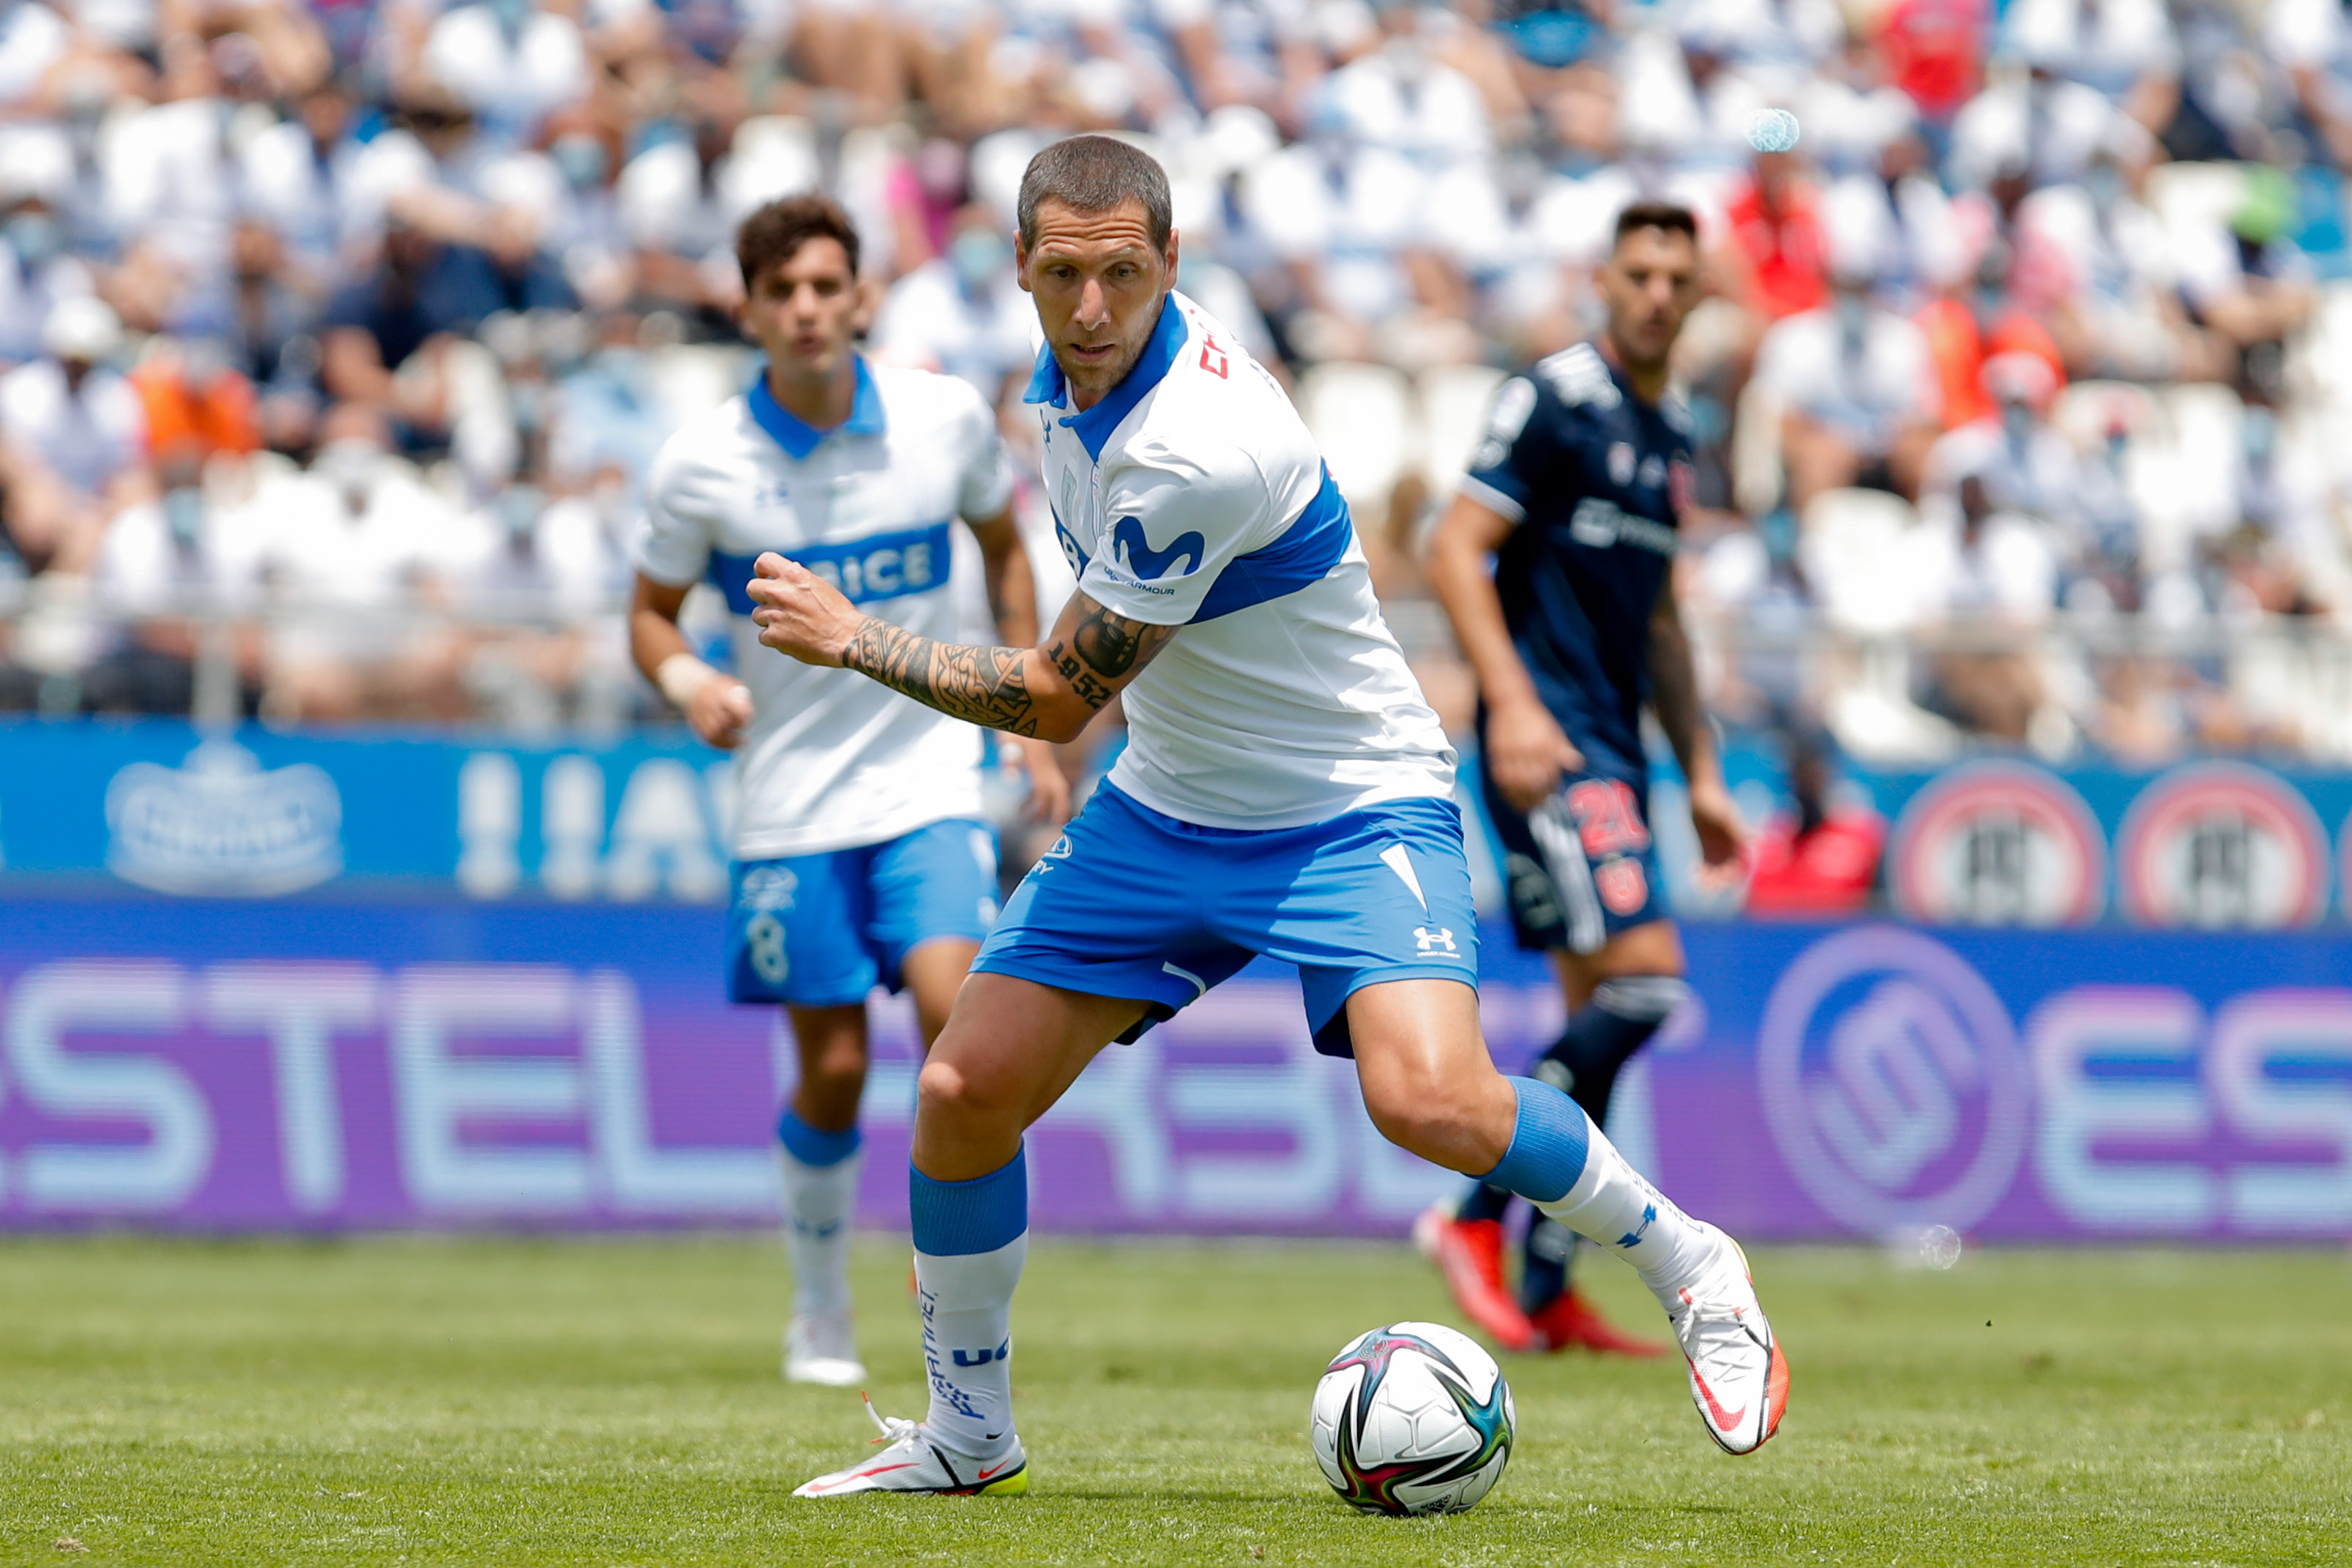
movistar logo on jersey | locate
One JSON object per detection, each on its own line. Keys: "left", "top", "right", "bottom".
{"left": 1110, "top": 515, "right": 1205, "bottom": 583}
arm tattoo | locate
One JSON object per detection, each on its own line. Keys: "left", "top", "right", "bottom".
{"left": 1049, "top": 600, "right": 1176, "bottom": 711}
{"left": 842, "top": 617, "right": 1039, "bottom": 736}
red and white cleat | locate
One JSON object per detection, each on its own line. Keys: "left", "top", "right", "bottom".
{"left": 1666, "top": 1225, "right": 1789, "bottom": 1456}
{"left": 1528, "top": 1288, "right": 1668, "bottom": 1358}
{"left": 791, "top": 1395, "right": 1028, "bottom": 1498}
{"left": 1413, "top": 1202, "right": 1537, "bottom": 1353}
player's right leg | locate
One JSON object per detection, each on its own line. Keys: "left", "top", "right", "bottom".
{"left": 1348, "top": 979, "right": 1788, "bottom": 1457}
{"left": 1426, "top": 769, "right": 1681, "bottom": 1355}
{"left": 1520, "top": 935, "right": 1681, "bottom": 1358}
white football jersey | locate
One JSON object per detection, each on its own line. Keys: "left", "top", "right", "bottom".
{"left": 1028, "top": 291, "right": 1456, "bottom": 829}
{"left": 641, "top": 359, "right": 1017, "bottom": 858}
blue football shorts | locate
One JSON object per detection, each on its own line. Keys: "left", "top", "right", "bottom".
{"left": 971, "top": 783, "right": 1479, "bottom": 1057}
{"left": 725, "top": 817, "right": 1000, "bottom": 1007}
{"left": 1482, "top": 764, "right": 1668, "bottom": 955}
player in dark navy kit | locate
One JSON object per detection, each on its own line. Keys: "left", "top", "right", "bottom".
{"left": 1417, "top": 201, "right": 1750, "bottom": 1356}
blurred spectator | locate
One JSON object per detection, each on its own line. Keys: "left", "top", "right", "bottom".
{"left": 1878, "top": 0, "right": 1983, "bottom": 132}
{"left": 130, "top": 337, "right": 261, "bottom": 471}
{"left": 1753, "top": 232, "right": 1941, "bottom": 509}
{"left": 0, "top": 123, "right": 92, "bottom": 365}
{"left": 1, "top": 296, "right": 151, "bottom": 575}
{"left": 417, "top": 0, "right": 589, "bottom": 146}
{"left": 1719, "top": 150, "right": 1830, "bottom": 324}
{"left": 1743, "top": 729, "right": 1884, "bottom": 914}
{"left": 83, "top": 450, "right": 266, "bottom": 713}
{"left": 246, "top": 401, "right": 471, "bottom": 719}
{"left": 0, "top": 0, "right": 2340, "bottom": 753}
{"left": 2173, "top": 169, "right": 2316, "bottom": 403}
{"left": 226, "top": 217, "right": 326, "bottom": 455}
{"left": 870, "top": 204, "right": 1031, "bottom": 403}
{"left": 1919, "top": 351, "right": 2083, "bottom": 550}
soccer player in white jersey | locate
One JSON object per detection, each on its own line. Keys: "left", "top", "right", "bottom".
{"left": 747, "top": 138, "right": 1788, "bottom": 1497}
{"left": 630, "top": 195, "right": 1068, "bottom": 1389}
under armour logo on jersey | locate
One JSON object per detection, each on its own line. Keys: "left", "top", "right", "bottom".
{"left": 1414, "top": 927, "right": 1458, "bottom": 955}
{"left": 1110, "top": 515, "right": 1206, "bottom": 581}
{"left": 1618, "top": 1203, "right": 1658, "bottom": 1249}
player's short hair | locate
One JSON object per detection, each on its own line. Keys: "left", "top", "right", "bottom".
{"left": 1612, "top": 201, "right": 1700, "bottom": 250}
{"left": 736, "top": 194, "right": 861, "bottom": 288}
{"left": 1016, "top": 134, "right": 1173, "bottom": 253}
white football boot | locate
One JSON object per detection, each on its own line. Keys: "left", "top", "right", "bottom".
{"left": 1665, "top": 1223, "right": 1789, "bottom": 1455}
{"left": 783, "top": 1311, "right": 867, "bottom": 1388}
{"left": 792, "top": 1395, "right": 1028, "bottom": 1498}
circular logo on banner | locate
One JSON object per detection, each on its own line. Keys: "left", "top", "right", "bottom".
{"left": 1758, "top": 926, "right": 2031, "bottom": 1236}
{"left": 1889, "top": 761, "right": 2106, "bottom": 926}
{"left": 2116, "top": 761, "right": 2328, "bottom": 928}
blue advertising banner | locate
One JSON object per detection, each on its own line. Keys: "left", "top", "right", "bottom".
{"left": 9, "top": 717, "right": 2352, "bottom": 928}
{"left": 0, "top": 892, "right": 2345, "bottom": 1241}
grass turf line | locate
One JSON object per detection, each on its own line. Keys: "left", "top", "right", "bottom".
{"left": 1, "top": 1237, "right": 2345, "bottom": 1565}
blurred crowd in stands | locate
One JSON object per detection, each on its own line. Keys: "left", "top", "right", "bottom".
{"left": 2, "top": 0, "right": 2352, "bottom": 770}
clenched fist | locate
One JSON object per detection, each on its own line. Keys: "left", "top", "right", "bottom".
{"left": 745, "top": 552, "right": 863, "bottom": 666}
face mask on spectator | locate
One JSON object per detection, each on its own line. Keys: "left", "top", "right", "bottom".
{"left": 316, "top": 440, "right": 381, "bottom": 508}
{"left": 1832, "top": 289, "right": 1869, "bottom": 343}
{"left": 552, "top": 134, "right": 607, "bottom": 191}
{"left": 7, "top": 212, "right": 61, "bottom": 269}
{"left": 164, "top": 486, "right": 206, "bottom": 551}
{"left": 949, "top": 229, "right": 1007, "bottom": 294}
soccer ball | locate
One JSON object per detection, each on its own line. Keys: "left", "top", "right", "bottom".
{"left": 1309, "top": 1321, "right": 1515, "bottom": 1515}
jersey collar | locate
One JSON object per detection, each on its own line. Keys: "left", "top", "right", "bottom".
{"left": 1020, "top": 291, "right": 1185, "bottom": 463}
{"left": 747, "top": 356, "right": 886, "bottom": 460}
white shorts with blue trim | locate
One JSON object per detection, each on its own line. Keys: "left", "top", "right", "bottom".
{"left": 727, "top": 817, "right": 999, "bottom": 1007}
{"left": 971, "top": 783, "right": 1478, "bottom": 1057}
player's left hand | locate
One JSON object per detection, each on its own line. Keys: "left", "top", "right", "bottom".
{"left": 1001, "top": 736, "right": 1072, "bottom": 822}
{"left": 747, "top": 552, "right": 862, "bottom": 666}
{"left": 1687, "top": 776, "right": 1750, "bottom": 870}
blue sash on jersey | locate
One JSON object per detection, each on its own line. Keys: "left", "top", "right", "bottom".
{"left": 1192, "top": 467, "right": 1353, "bottom": 621}
{"left": 706, "top": 520, "right": 954, "bottom": 613}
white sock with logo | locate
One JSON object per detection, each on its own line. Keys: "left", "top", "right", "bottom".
{"left": 1484, "top": 1077, "right": 1717, "bottom": 1313}
{"left": 1536, "top": 1126, "right": 1716, "bottom": 1312}
{"left": 776, "top": 1113, "right": 860, "bottom": 1319}
{"left": 914, "top": 1234, "right": 1026, "bottom": 1460}
{"left": 908, "top": 1149, "right": 1029, "bottom": 1460}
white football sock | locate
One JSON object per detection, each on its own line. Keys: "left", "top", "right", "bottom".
{"left": 1534, "top": 1119, "right": 1716, "bottom": 1312}
{"left": 914, "top": 1233, "right": 1025, "bottom": 1458}
{"left": 777, "top": 1143, "right": 859, "bottom": 1318}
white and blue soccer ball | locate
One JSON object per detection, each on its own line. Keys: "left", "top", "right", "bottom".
{"left": 1309, "top": 1321, "right": 1515, "bottom": 1515}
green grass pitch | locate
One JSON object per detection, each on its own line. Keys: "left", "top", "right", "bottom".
{"left": 2, "top": 1236, "right": 2345, "bottom": 1565}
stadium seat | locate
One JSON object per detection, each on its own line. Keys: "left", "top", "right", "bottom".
{"left": 1799, "top": 488, "right": 1929, "bottom": 637}
{"left": 1415, "top": 364, "right": 1506, "bottom": 497}
{"left": 722, "top": 116, "right": 822, "bottom": 216}
{"left": 1298, "top": 361, "right": 1418, "bottom": 512}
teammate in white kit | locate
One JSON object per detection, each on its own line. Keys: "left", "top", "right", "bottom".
{"left": 747, "top": 138, "right": 1788, "bottom": 1496}
{"left": 630, "top": 195, "right": 1067, "bottom": 1389}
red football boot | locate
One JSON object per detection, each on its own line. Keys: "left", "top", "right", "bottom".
{"left": 1528, "top": 1287, "right": 1669, "bottom": 1357}
{"left": 1413, "top": 1202, "right": 1537, "bottom": 1352}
